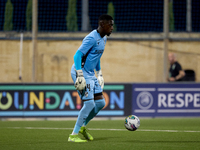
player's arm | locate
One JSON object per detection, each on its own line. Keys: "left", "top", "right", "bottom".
{"left": 78, "top": 36, "right": 96, "bottom": 55}
{"left": 74, "top": 50, "right": 86, "bottom": 90}
{"left": 95, "top": 60, "right": 104, "bottom": 89}
{"left": 73, "top": 36, "right": 96, "bottom": 90}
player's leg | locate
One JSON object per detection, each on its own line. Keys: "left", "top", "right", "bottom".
{"left": 79, "top": 79, "right": 105, "bottom": 140}
{"left": 79, "top": 94, "right": 105, "bottom": 141}
{"left": 69, "top": 100, "right": 95, "bottom": 141}
{"left": 83, "top": 78, "right": 105, "bottom": 126}
{"left": 68, "top": 74, "right": 95, "bottom": 142}
{"left": 83, "top": 94, "right": 105, "bottom": 126}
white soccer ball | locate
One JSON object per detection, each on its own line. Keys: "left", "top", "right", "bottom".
{"left": 124, "top": 115, "right": 140, "bottom": 131}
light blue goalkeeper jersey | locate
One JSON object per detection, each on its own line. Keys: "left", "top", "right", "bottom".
{"left": 72, "top": 30, "right": 107, "bottom": 75}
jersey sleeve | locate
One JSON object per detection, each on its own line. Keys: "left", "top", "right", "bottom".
{"left": 176, "top": 62, "right": 182, "bottom": 71}
{"left": 74, "top": 50, "right": 84, "bottom": 70}
{"left": 78, "top": 35, "right": 96, "bottom": 55}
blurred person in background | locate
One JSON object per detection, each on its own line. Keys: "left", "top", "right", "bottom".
{"left": 168, "top": 52, "right": 185, "bottom": 82}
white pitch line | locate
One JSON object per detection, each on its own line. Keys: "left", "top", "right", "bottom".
{"left": 3, "top": 127, "right": 200, "bottom": 133}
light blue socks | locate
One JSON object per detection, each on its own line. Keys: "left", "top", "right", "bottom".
{"left": 84, "top": 99, "right": 105, "bottom": 126}
{"left": 73, "top": 100, "right": 95, "bottom": 134}
{"left": 72, "top": 99, "right": 105, "bottom": 134}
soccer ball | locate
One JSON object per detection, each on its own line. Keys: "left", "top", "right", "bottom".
{"left": 124, "top": 115, "right": 140, "bottom": 131}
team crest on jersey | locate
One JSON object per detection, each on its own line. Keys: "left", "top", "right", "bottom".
{"left": 97, "top": 39, "right": 101, "bottom": 45}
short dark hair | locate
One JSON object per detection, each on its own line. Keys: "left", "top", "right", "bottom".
{"left": 98, "top": 14, "right": 113, "bottom": 22}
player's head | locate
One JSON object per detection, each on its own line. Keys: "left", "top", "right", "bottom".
{"left": 168, "top": 52, "right": 177, "bottom": 64}
{"left": 98, "top": 14, "right": 114, "bottom": 36}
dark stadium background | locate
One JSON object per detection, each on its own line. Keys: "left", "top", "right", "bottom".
{"left": 0, "top": 0, "right": 200, "bottom": 32}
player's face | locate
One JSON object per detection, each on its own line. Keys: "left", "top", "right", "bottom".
{"left": 104, "top": 20, "right": 114, "bottom": 36}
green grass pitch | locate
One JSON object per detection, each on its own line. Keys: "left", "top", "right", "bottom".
{"left": 0, "top": 118, "right": 200, "bottom": 150}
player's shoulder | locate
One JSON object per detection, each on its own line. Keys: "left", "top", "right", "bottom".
{"left": 83, "top": 30, "right": 97, "bottom": 41}
{"left": 87, "top": 30, "right": 99, "bottom": 39}
{"left": 84, "top": 30, "right": 107, "bottom": 42}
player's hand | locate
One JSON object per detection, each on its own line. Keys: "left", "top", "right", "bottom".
{"left": 96, "top": 70, "right": 104, "bottom": 89}
{"left": 75, "top": 70, "right": 86, "bottom": 90}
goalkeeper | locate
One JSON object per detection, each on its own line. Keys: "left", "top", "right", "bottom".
{"left": 68, "top": 14, "right": 114, "bottom": 142}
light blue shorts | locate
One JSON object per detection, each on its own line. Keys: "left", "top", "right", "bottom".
{"left": 71, "top": 65, "right": 102, "bottom": 100}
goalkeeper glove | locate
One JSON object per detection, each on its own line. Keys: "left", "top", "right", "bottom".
{"left": 96, "top": 70, "right": 104, "bottom": 89}
{"left": 75, "top": 70, "right": 86, "bottom": 90}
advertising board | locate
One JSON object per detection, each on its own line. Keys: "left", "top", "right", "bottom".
{"left": 0, "top": 84, "right": 132, "bottom": 117}
{"left": 132, "top": 83, "right": 200, "bottom": 117}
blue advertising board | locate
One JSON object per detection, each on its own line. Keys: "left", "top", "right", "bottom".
{"left": 0, "top": 83, "right": 132, "bottom": 117}
{"left": 2, "top": 83, "right": 200, "bottom": 118}
{"left": 132, "top": 83, "right": 200, "bottom": 117}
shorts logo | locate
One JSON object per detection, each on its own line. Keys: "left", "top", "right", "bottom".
{"left": 84, "top": 91, "right": 88, "bottom": 97}
{"left": 136, "top": 92, "right": 153, "bottom": 110}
